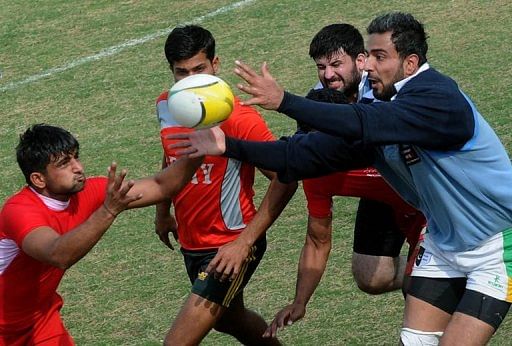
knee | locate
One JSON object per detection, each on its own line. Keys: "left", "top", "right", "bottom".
{"left": 213, "top": 318, "right": 232, "bottom": 334}
{"left": 400, "top": 327, "right": 443, "bottom": 345}
{"left": 353, "top": 272, "right": 393, "bottom": 294}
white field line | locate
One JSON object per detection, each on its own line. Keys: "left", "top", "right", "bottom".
{"left": 0, "top": 0, "right": 255, "bottom": 93}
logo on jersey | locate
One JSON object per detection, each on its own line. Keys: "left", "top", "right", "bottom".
{"left": 399, "top": 144, "right": 421, "bottom": 166}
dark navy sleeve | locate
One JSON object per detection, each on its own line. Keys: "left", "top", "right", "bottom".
{"left": 277, "top": 71, "right": 474, "bottom": 150}
{"left": 224, "top": 132, "right": 375, "bottom": 183}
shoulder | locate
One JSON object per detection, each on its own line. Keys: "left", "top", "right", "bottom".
{"left": 230, "top": 97, "right": 265, "bottom": 119}
{"left": 77, "top": 177, "right": 107, "bottom": 200}
{"left": 156, "top": 91, "right": 169, "bottom": 104}
{"left": 403, "top": 68, "right": 459, "bottom": 94}
{"left": 221, "top": 97, "right": 274, "bottom": 141}
{"left": 1, "top": 187, "right": 38, "bottom": 212}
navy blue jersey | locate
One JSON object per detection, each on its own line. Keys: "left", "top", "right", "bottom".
{"left": 224, "top": 66, "right": 512, "bottom": 251}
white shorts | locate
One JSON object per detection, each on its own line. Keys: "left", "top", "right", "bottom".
{"left": 411, "top": 228, "right": 512, "bottom": 302}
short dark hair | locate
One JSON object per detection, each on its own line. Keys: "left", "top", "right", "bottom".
{"left": 164, "top": 25, "right": 215, "bottom": 66}
{"left": 297, "top": 88, "right": 349, "bottom": 133}
{"left": 309, "top": 23, "right": 365, "bottom": 61}
{"left": 16, "top": 124, "right": 79, "bottom": 184}
{"left": 367, "top": 12, "right": 428, "bottom": 65}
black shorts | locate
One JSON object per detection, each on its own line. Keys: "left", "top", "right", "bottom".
{"left": 352, "top": 198, "right": 406, "bottom": 257}
{"left": 181, "top": 237, "right": 266, "bottom": 307}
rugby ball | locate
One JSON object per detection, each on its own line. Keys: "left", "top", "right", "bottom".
{"left": 168, "top": 74, "right": 235, "bottom": 129}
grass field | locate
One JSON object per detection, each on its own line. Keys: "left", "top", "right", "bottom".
{"left": 1, "top": 0, "right": 512, "bottom": 344}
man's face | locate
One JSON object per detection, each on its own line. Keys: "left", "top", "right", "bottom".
{"left": 171, "top": 51, "right": 219, "bottom": 82}
{"left": 365, "top": 31, "right": 405, "bottom": 101}
{"left": 40, "top": 151, "right": 86, "bottom": 200}
{"left": 315, "top": 50, "right": 363, "bottom": 96}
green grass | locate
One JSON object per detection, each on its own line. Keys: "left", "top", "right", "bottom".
{"left": 1, "top": 0, "right": 512, "bottom": 344}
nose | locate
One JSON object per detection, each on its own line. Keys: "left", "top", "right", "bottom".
{"left": 71, "top": 158, "right": 84, "bottom": 173}
{"left": 324, "top": 66, "right": 335, "bottom": 80}
{"left": 364, "top": 56, "right": 374, "bottom": 72}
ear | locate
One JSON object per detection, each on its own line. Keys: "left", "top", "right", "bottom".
{"left": 403, "top": 54, "right": 420, "bottom": 77}
{"left": 212, "top": 56, "right": 220, "bottom": 74}
{"left": 355, "top": 53, "right": 367, "bottom": 71}
{"left": 30, "top": 172, "right": 47, "bottom": 189}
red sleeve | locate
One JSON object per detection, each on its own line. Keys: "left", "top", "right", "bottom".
{"left": 222, "top": 99, "right": 275, "bottom": 142}
{"left": 2, "top": 194, "right": 53, "bottom": 246}
{"left": 2, "top": 178, "right": 107, "bottom": 246}
{"left": 303, "top": 177, "right": 334, "bottom": 219}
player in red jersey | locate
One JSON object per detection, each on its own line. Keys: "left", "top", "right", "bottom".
{"left": 260, "top": 24, "right": 425, "bottom": 337}
{"left": 0, "top": 124, "right": 201, "bottom": 346}
{"left": 154, "top": 25, "right": 297, "bottom": 345}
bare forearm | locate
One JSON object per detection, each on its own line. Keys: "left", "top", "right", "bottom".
{"left": 293, "top": 233, "right": 331, "bottom": 306}
{"left": 237, "top": 179, "right": 297, "bottom": 246}
{"left": 129, "top": 156, "right": 202, "bottom": 208}
{"left": 25, "top": 205, "right": 117, "bottom": 269}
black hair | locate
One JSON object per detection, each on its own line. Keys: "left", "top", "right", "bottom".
{"left": 164, "top": 25, "right": 215, "bottom": 66}
{"left": 16, "top": 124, "right": 79, "bottom": 185}
{"left": 367, "top": 12, "right": 428, "bottom": 65}
{"left": 297, "top": 88, "right": 350, "bottom": 133}
{"left": 309, "top": 23, "right": 365, "bottom": 61}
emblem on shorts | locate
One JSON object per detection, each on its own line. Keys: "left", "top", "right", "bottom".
{"left": 415, "top": 247, "right": 425, "bottom": 266}
{"left": 198, "top": 271, "right": 208, "bottom": 281}
{"left": 415, "top": 246, "right": 432, "bottom": 267}
{"left": 487, "top": 275, "right": 504, "bottom": 290}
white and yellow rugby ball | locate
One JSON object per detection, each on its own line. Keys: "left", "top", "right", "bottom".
{"left": 168, "top": 74, "right": 235, "bottom": 129}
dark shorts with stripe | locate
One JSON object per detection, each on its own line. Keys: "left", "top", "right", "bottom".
{"left": 181, "top": 237, "right": 267, "bottom": 307}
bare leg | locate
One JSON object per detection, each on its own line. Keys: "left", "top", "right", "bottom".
{"left": 164, "top": 293, "right": 225, "bottom": 346}
{"left": 440, "top": 312, "right": 494, "bottom": 346}
{"left": 352, "top": 252, "right": 407, "bottom": 294}
{"left": 215, "top": 293, "right": 281, "bottom": 346}
{"left": 164, "top": 292, "right": 280, "bottom": 346}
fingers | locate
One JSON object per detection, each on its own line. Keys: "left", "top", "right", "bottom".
{"left": 263, "top": 316, "right": 282, "bottom": 338}
{"left": 234, "top": 60, "right": 257, "bottom": 80}
{"left": 166, "top": 132, "right": 192, "bottom": 140}
{"left": 167, "top": 140, "right": 192, "bottom": 149}
{"left": 158, "top": 233, "right": 174, "bottom": 250}
{"left": 261, "top": 61, "right": 271, "bottom": 78}
{"left": 206, "top": 255, "right": 221, "bottom": 274}
{"left": 229, "top": 263, "right": 240, "bottom": 281}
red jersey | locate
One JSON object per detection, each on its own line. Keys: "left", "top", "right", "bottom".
{"left": 303, "top": 168, "right": 424, "bottom": 243}
{"left": 0, "top": 177, "right": 107, "bottom": 337}
{"left": 158, "top": 92, "right": 274, "bottom": 250}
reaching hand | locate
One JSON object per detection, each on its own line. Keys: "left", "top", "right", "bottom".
{"left": 263, "top": 303, "right": 306, "bottom": 338}
{"left": 206, "top": 238, "right": 251, "bottom": 282}
{"left": 103, "top": 162, "right": 143, "bottom": 216}
{"left": 154, "top": 214, "right": 178, "bottom": 250}
{"left": 167, "top": 126, "right": 226, "bottom": 158}
{"left": 233, "top": 60, "right": 285, "bottom": 110}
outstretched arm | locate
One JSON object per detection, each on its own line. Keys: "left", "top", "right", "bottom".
{"left": 125, "top": 155, "right": 203, "bottom": 209}
{"left": 169, "top": 129, "right": 374, "bottom": 183}
{"left": 22, "top": 163, "right": 143, "bottom": 269}
{"left": 234, "top": 60, "right": 473, "bottom": 150}
{"left": 264, "top": 215, "right": 333, "bottom": 338}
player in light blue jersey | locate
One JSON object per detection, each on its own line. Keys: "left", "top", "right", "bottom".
{"left": 170, "top": 12, "right": 512, "bottom": 346}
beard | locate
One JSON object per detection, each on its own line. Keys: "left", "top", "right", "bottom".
{"left": 373, "top": 66, "right": 404, "bottom": 101}
{"left": 342, "top": 68, "right": 361, "bottom": 99}
{"left": 324, "top": 67, "right": 361, "bottom": 100}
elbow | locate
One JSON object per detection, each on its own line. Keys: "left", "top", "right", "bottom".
{"left": 48, "top": 251, "right": 77, "bottom": 270}
{"left": 51, "top": 258, "right": 74, "bottom": 270}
